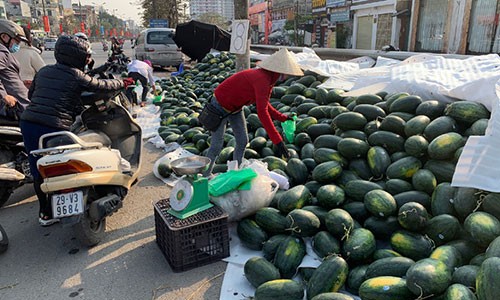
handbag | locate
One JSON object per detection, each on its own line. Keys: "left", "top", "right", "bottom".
{"left": 198, "top": 101, "right": 229, "bottom": 131}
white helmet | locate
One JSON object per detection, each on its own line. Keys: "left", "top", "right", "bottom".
{"left": 74, "top": 32, "right": 93, "bottom": 54}
{"left": 75, "top": 32, "right": 88, "bottom": 41}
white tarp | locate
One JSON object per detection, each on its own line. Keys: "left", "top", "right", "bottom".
{"left": 318, "top": 53, "right": 500, "bottom": 111}
{"left": 292, "top": 50, "right": 500, "bottom": 192}
{"left": 219, "top": 224, "right": 360, "bottom": 300}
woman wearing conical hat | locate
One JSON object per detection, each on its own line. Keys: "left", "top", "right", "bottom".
{"left": 203, "top": 48, "right": 304, "bottom": 175}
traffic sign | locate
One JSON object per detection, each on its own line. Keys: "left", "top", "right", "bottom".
{"left": 149, "top": 19, "right": 169, "bottom": 28}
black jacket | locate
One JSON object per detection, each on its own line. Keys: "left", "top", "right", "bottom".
{"left": 21, "top": 63, "right": 124, "bottom": 129}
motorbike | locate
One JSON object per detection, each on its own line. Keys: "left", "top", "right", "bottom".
{"left": 31, "top": 88, "right": 142, "bottom": 246}
{"left": 87, "top": 63, "right": 133, "bottom": 111}
{"left": 108, "top": 51, "right": 130, "bottom": 74}
{"left": 0, "top": 118, "right": 30, "bottom": 255}
{"left": 0, "top": 223, "right": 7, "bottom": 253}
{"left": 0, "top": 118, "right": 31, "bottom": 208}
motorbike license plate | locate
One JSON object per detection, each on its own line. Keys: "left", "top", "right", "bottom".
{"left": 51, "top": 191, "right": 84, "bottom": 218}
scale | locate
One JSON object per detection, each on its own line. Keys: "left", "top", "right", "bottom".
{"left": 168, "top": 156, "right": 213, "bottom": 219}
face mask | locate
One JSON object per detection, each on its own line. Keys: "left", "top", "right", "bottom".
{"left": 9, "top": 43, "right": 20, "bottom": 53}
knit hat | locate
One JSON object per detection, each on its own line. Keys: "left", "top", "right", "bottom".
{"left": 258, "top": 48, "right": 303, "bottom": 76}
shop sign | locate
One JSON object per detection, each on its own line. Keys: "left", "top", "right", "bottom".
{"left": 312, "top": 0, "right": 326, "bottom": 10}
{"left": 326, "top": 0, "right": 346, "bottom": 8}
{"left": 330, "top": 9, "right": 350, "bottom": 23}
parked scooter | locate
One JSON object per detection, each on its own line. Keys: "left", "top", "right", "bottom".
{"left": 0, "top": 119, "right": 31, "bottom": 208}
{"left": 31, "top": 89, "right": 142, "bottom": 246}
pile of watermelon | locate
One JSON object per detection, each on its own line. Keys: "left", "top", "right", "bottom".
{"left": 156, "top": 52, "right": 500, "bottom": 300}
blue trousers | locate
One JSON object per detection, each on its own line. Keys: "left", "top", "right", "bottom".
{"left": 20, "top": 120, "right": 62, "bottom": 215}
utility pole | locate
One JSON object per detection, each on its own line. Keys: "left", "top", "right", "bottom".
{"left": 234, "top": 0, "right": 250, "bottom": 71}
{"left": 294, "top": 1, "right": 298, "bottom": 46}
{"left": 152, "top": 0, "right": 158, "bottom": 19}
{"left": 78, "top": 0, "right": 83, "bottom": 31}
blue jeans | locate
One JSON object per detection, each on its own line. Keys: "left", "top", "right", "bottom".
{"left": 204, "top": 97, "right": 248, "bottom": 175}
{"left": 20, "top": 120, "right": 62, "bottom": 215}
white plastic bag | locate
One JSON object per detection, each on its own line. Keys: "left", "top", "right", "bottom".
{"left": 269, "top": 171, "right": 290, "bottom": 190}
{"left": 211, "top": 175, "right": 279, "bottom": 222}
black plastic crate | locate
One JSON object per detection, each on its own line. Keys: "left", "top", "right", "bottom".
{"left": 154, "top": 199, "right": 230, "bottom": 272}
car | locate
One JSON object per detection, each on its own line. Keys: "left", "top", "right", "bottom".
{"left": 43, "top": 37, "right": 57, "bottom": 51}
{"left": 133, "top": 28, "right": 183, "bottom": 69}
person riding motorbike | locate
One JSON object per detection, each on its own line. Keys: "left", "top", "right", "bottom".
{"left": 13, "top": 26, "right": 45, "bottom": 89}
{"left": 19, "top": 35, "right": 135, "bottom": 226}
{"left": 0, "top": 19, "right": 30, "bottom": 123}
{"left": 109, "top": 36, "right": 123, "bottom": 59}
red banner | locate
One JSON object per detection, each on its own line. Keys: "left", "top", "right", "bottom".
{"left": 80, "top": 22, "right": 85, "bottom": 32}
{"left": 27, "top": 22, "right": 31, "bottom": 30}
{"left": 43, "top": 16, "right": 50, "bottom": 33}
{"left": 87, "top": 28, "right": 91, "bottom": 36}
{"left": 95, "top": 29, "right": 99, "bottom": 35}
{"left": 59, "top": 23, "right": 63, "bottom": 34}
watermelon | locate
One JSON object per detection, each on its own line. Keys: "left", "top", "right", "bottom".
{"left": 359, "top": 276, "right": 413, "bottom": 300}
{"left": 306, "top": 255, "right": 349, "bottom": 300}
{"left": 254, "top": 279, "right": 304, "bottom": 300}
{"left": 244, "top": 256, "right": 281, "bottom": 287}
{"left": 476, "top": 257, "right": 500, "bottom": 300}
{"left": 406, "top": 258, "right": 452, "bottom": 297}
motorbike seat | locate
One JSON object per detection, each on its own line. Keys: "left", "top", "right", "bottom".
{"left": 0, "top": 117, "right": 19, "bottom": 127}
{"left": 77, "top": 130, "right": 112, "bottom": 148}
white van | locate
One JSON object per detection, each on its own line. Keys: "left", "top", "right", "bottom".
{"left": 133, "top": 28, "right": 183, "bottom": 69}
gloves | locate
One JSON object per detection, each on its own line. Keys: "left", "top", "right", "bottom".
{"left": 275, "top": 142, "right": 291, "bottom": 160}
{"left": 123, "top": 77, "right": 135, "bottom": 89}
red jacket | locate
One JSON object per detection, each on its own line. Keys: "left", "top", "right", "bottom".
{"left": 214, "top": 68, "right": 287, "bottom": 144}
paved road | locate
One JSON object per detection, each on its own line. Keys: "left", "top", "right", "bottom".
{"left": 0, "top": 42, "right": 226, "bottom": 300}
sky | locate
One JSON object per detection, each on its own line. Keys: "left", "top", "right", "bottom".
{"left": 78, "top": 0, "right": 144, "bottom": 24}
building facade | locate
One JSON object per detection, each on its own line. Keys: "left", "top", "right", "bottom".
{"left": 190, "top": 0, "right": 234, "bottom": 21}
{"left": 5, "top": 0, "right": 31, "bottom": 23}
{"left": 409, "top": 0, "right": 500, "bottom": 54}
{"left": 0, "top": 1, "right": 6, "bottom": 20}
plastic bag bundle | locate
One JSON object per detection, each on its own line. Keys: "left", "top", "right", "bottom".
{"left": 211, "top": 175, "right": 278, "bottom": 222}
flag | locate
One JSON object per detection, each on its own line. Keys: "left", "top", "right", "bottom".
{"left": 43, "top": 16, "right": 50, "bottom": 33}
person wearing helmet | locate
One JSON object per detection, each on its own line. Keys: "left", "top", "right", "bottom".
{"left": 0, "top": 19, "right": 30, "bottom": 122}
{"left": 74, "top": 32, "right": 88, "bottom": 41}
{"left": 125, "top": 59, "right": 156, "bottom": 106}
{"left": 74, "top": 32, "right": 94, "bottom": 70}
{"left": 13, "top": 26, "right": 45, "bottom": 89}
{"left": 19, "top": 35, "right": 135, "bottom": 226}
{"left": 110, "top": 36, "right": 123, "bottom": 58}
{"left": 202, "top": 48, "right": 303, "bottom": 176}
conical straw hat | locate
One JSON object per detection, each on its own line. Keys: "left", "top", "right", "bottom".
{"left": 258, "top": 48, "right": 304, "bottom": 76}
